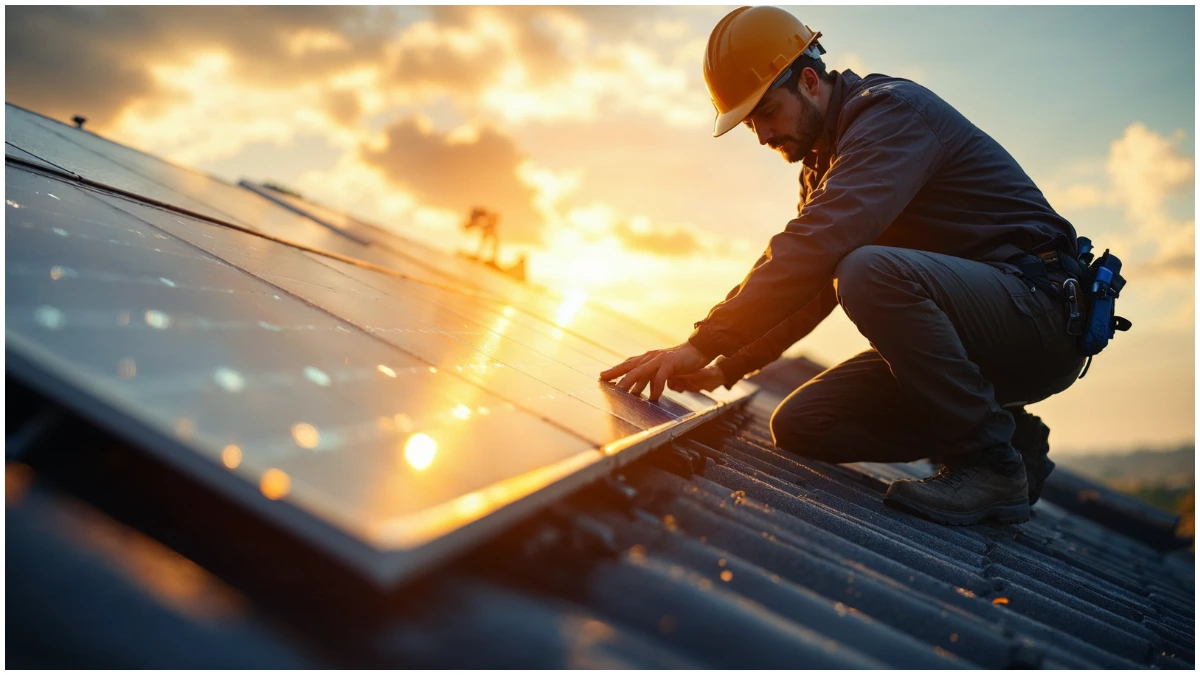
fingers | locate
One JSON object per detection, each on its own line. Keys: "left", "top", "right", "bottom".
{"left": 599, "top": 358, "right": 635, "bottom": 382}
{"left": 606, "top": 350, "right": 679, "bottom": 401}
{"left": 670, "top": 370, "right": 716, "bottom": 394}
{"left": 600, "top": 351, "right": 653, "bottom": 381}
{"left": 615, "top": 359, "right": 654, "bottom": 394}
{"left": 649, "top": 366, "right": 669, "bottom": 402}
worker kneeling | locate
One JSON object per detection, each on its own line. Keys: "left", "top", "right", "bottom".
{"left": 601, "top": 6, "right": 1125, "bottom": 526}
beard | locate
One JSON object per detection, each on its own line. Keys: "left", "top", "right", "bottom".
{"left": 769, "top": 94, "right": 825, "bottom": 164}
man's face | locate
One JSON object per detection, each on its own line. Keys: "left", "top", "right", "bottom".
{"left": 742, "top": 81, "right": 825, "bottom": 164}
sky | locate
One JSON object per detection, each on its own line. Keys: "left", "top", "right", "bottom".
{"left": 5, "top": 5, "right": 1195, "bottom": 454}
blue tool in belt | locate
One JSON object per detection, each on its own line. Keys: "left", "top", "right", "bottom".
{"left": 1072, "top": 237, "right": 1133, "bottom": 378}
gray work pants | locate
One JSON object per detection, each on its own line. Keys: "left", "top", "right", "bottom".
{"left": 770, "top": 245, "right": 1086, "bottom": 469}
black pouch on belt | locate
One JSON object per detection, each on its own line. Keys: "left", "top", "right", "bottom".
{"left": 1010, "top": 237, "right": 1132, "bottom": 376}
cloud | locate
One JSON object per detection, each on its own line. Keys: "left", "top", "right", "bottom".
{"left": 104, "top": 50, "right": 368, "bottom": 165}
{"left": 323, "top": 90, "right": 362, "bottom": 127}
{"left": 375, "top": 6, "right": 709, "bottom": 128}
{"left": 1044, "top": 122, "right": 1194, "bottom": 278}
{"left": 613, "top": 217, "right": 702, "bottom": 257}
{"left": 1106, "top": 124, "right": 1194, "bottom": 275}
{"left": 1046, "top": 183, "right": 1112, "bottom": 211}
{"left": 1108, "top": 124, "right": 1194, "bottom": 213}
{"left": 1107, "top": 123, "right": 1194, "bottom": 246}
{"left": 6, "top": 8, "right": 156, "bottom": 124}
{"left": 5, "top": 6, "right": 403, "bottom": 127}
{"left": 6, "top": 5, "right": 716, "bottom": 178}
{"left": 360, "top": 119, "right": 542, "bottom": 242}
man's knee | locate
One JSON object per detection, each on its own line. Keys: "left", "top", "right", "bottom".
{"left": 769, "top": 391, "right": 839, "bottom": 462}
{"left": 833, "top": 245, "right": 906, "bottom": 316}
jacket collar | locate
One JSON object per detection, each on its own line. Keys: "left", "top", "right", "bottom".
{"left": 803, "top": 68, "right": 860, "bottom": 171}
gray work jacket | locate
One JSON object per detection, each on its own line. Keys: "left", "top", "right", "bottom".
{"left": 691, "top": 68, "right": 1078, "bottom": 384}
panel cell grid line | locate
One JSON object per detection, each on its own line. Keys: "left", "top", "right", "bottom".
{"left": 6, "top": 141, "right": 72, "bottom": 175}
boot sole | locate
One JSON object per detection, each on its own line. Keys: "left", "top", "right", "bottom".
{"left": 883, "top": 494, "right": 1030, "bottom": 526}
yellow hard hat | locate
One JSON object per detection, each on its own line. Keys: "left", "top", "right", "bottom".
{"left": 704, "top": 6, "right": 824, "bottom": 138}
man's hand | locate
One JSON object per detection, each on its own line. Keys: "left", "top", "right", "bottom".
{"left": 600, "top": 342, "right": 710, "bottom": 402}
{"left": 667, "top": 364, "right": 726, "bottom": 394}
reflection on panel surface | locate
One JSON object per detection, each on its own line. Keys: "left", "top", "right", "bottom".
{"left": 4, "top": 166, "right": 629, "bottom": 553}
{"left": 97, "top": 193, "right": 696, "bottom": 437}
{"left": 241, "top": 180, "right": 684, "bottom": 359}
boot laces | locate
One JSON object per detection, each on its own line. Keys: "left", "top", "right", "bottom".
{"left": 920, "top": 466, "right": 972, "bottom": 488}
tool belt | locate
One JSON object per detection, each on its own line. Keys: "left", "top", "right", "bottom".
{"left": 1009, "top": 237, "right": 1131, "bottom": 378}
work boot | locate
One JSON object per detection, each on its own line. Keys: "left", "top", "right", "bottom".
{"left": 1011, "top": 411, "right": 1054, "bottom": 506}
{"left": 883, "top": 461, "right": 1030, "bottom": 526}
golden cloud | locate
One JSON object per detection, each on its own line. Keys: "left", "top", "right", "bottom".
{"left": 1044, "top": 123, "right": 1194, "bottom": 279}
{"left": 361, "top": 119, "right": 543, "bottom": 242}
{"left": 612, "top": 217, "right": 702, "bottom": 257}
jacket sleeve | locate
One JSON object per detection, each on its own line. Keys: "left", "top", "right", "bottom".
{"left": 715, "top": 280, "right": 838, "bottom": 387}
{"left": 687, "top": 92, "right": 945, "bottom": 360}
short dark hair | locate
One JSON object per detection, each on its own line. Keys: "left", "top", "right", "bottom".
{"left": 797, "top": 55, "right": 834, "bottom": 82}
{"left": 752, "top": 50, "right": 835, "bottom": 117}
{"left": 779, "top": 51, "right": 835, "bottom": 93}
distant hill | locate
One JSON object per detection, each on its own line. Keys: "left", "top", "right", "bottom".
{"left": 1057, "top": 445, "right": 1194, "bottom": 489}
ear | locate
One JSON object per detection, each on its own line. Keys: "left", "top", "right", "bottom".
{"left": 796, "top": 67, "right": 821, "bottom": 97}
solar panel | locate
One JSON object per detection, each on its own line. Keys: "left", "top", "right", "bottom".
{"left": 6, "top": 108, "right": 755, "bottom": 587}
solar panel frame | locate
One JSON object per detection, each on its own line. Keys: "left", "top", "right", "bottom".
{"left": 6, "top": 141, "right": 75, "bottom": 176}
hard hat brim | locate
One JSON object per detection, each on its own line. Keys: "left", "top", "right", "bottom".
{"left": 712, "top": 77, "right": 775, "bottom": 138}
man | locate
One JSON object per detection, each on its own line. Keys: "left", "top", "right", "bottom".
{"left": 600, "top": 6, "right": 1088, "bottom": 526}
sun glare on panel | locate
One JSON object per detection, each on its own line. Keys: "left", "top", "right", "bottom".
{"left": 404, "top": 433, "right": 438, "bottom": 471}
{"left": 260, "top": 469, "right": 291, "bottom": 500}
{"left": 291, "top": 423, "right": 320, "bottom": 449}
{"left": 554, "top": 287, "right": 588, "bottom": 328}
{"left": 222, "top": 444, "right": 242, "bottom": 469}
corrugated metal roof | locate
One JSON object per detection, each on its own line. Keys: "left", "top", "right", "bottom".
{"left": 8, "top": 383, "right": 1193, "bottom": 668}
